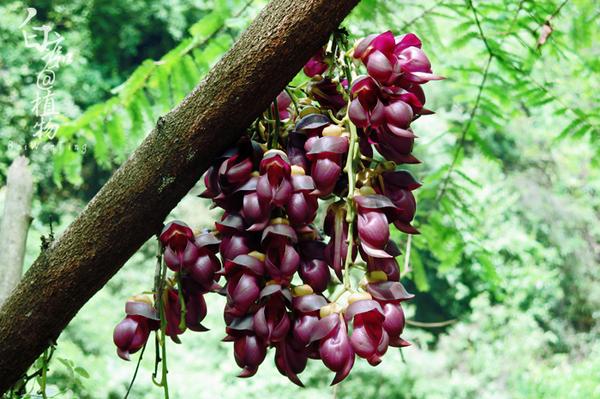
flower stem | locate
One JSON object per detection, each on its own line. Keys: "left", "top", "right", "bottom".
{"left": 343, "top": 216, "right": 354, "bottom": 291}
{"left": 284, "top": 88, "right": 300, "bottom": 115}
{"left": 329, "top": 286, "right": 348, "bottom": 303}
{"left": 40, "top": 348, "right": 48, "bottom": 399}
{"left": 159, "top": 315, "right": 170, "bottom": 399}
{"left": 124, "top": 343, "right": 146, "bottom": 399}
{"left": 344, "top": 121, "right": 358, "bottom": 199}
{"left": 342, "top": 106, "right": 359, "bottom": 291}
{"left": 403, "top": 234, "right": 413, "bottom": 277}
{"left": 176, "top": 272, "right": 187, "bottom": 331}
{"left": 327, "top": 109, "right": 344, "bottom": 125}
{"left": 152, "top": 240, "right": 170, "bottom": 399}
{"left": 269, "top": 98, "right": 281, "bottom": 149}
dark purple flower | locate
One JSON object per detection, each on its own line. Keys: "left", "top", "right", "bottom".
{"left": 272, "top": 91, "right": 293, "bottom": 121}
{"left": 377, "top": 170, "right": 421, "bottom": 233}
{"left": 365, "top": 280, "right": 414, "bottom": 304}
{"left": 304, "top": 48, "right": 328, "bottom": 77}
{"left": 200, "top": 139, "right": 263, "bottom": 211}
{"left": 234, "top": 333, "right": 268, "bottom": 378}
{"left": 225, "top": 272, "right": 261, "bottom": 318}
{"left": 354, "top": 194, "right": 399, "bottom": 258}
{"left": 217, "top": 151, "right": 254, "bottom": 194}
{"left": 354, "top": 31, "right": 398, "bottom": 84}
{"left": 395, "top": 41, "right": 442, "bottom": 84}
{"left": 223, "top": 316, "right": 268, "bottom": 377}
{"left": 257, "top": 150, "right": 293, "bottom": 208}
{"left": 219, "top": 233, "right": 254, "bottom": 262}
{"left": 164, "top": 288, "right": 185, "bottom": 341}
{"left": 224, "top": 252, "right": 265, "bottom": 277}
{"left": 306, "top": 136, "right": 349, "bottom": 197}
{"left": 114, "top": 317, "right": 151, "bottom": 361}
{"left": 160, "top": 221, "right": 200, "bottom": 271}
{"left": 181, "top": 278, "right": 209, "bottom": 332}
{"left": 324, "top": 202, "right": 352, "bottom": 280}
{"left": 374, "top": 126, "right": 420, "bottom": 164}
{"left": 345, "top": 299, "right": 389, "bottom": 366}
{"left": 216, "top": 213, "right": 255, "bottom": 261}
{"left": 163, "top": 240, "right": 199, "bottom": 271}
{"left": 348, "top": 75, "right": 384, "bottom": 129}
{"left": 309, "top": 78, "right": 347, "bottom": 112}
{"left": 357, "top": 210, "right": 390, "bottom": 253}
{"left": 384, "top": 99, "right": 414, "bottom": 130}
{"left": 287, "top": 132, "right": 309, "bottom": 171}
{"left": 253, "top": 286, "right": 291, "bottom": 344}
{"left": 286, "top": 173, "right": 318, "bottom": 227}
{"left": 349, "top": 76, "right": 417, "bottom": 144}
{"left": 295, "top": 113, "right": 332, "bottom": 138}
{"left": 275, "top": 338, "right": 309, "bottom": 386}
{"left": 366, "top": 256, "right": 400, "bottom": 282}
{"left": 298, "top": 239, "right": 330, "bottom": 292}
{"left": 381, "top": 83, "right": 428, "bottom": 115}
{"left": 239, "top": 177, "right": 271, "bottom": 232}
{"left": 262, "top": 223, "right": 300, "bottom": 284}
{"left": 160, "top": 221, "right": 194, "bottom": 252}
{"left": 353, "top": 31, "right": 441, "bottom": 86}
{"left": 291, "top": 293, "right": 328, "bottom": 347}
{"left": 188, "top": 232, "right": 222, "bottom": 290}
{"left": 113, "top": 296, "right": 159, "bottom": 360}
{"left": 315, "top": 314, "right": 355, "bottom": 385}
{"left": 382, "top": 302, "right": 406, "bottom": 347}
{"left": 223, "top": 252, "right": 265, "bottom": 321}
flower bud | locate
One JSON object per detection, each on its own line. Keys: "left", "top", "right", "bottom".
{"left": 291, "top": 165, "right": 305, "bottom": 175}
{"left": 275, "top": 339, "right": 309, "bottom": 386}
{"left": 160, "top": 221, "right": 194, "bottom": 252}
{"left": 345, "top": 299, "right": 388, "bottom": 366}
{"left": 303, "top": 48, "right": 328, "bottom": 77}
{"left": 322, "top": 125, "right": 344, "bottom": 137}
{"left": 113, "top": 297, "right": 159, "bottom": 360}
{"left": 298, "top": 240, "right": 330, "bottom": 293}
{"left": 292, "top": 284, "right": 314, "bottom": 297}
{"left": 234, "top": 333, "right": 267, "bottom": 378}
{"left": 253, "top": 293, "right": 290, "bottom": 345}
{"left": 367, "top": 270, "right": 390, "bottom": 283}
{"left": 318, "top": 315, "right": 355, "bottom": 385}
{"left": 347, "top": 291, "right": 373, "bottom": 305}
{"left": 248, "top": 251, "right": 266, "bottom": 262}
{"left": 319, "top": 302, "right": 342, "bottom": 318}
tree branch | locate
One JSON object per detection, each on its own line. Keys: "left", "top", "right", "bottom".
{"left": 0, "top": 156, "right": 34, "bottom": 306}
{"left": 436, "top": 0, "right": 493, "bottom": 204}
{"left": 0, "top": 0, "right": 360, "bottom": 392}
{"left": 406, "top": 319, "right": 457, "bottom": 328}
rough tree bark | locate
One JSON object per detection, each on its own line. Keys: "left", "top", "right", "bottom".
{"left": 0, "top": 156, "right": 34, "bottom": 306}
{"left": 0, "top": 0, "right": 360, "bottom": 392}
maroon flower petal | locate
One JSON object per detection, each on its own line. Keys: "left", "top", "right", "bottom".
{"left": 382, "top": 303, "right": 406, "bottom": 337}
{"left": 366, "top": 281, "right": 414, "bottom": 303}
{"left": 344, "top": 299, "right": 384, "bottom": 322}
{"left": 292, "top": 294, "right": 328, "bottom": 313}
{"left": 384, "top": 100, "right": 414, "bottom": 129}
{"left": 125, "top": 301, "right": 159, "bottom": 321}
{"left": 366, "top": 50, "right": 394, "bottom": 83}
{"left": 309, "top": 314, "right": 340, "bottom": 343}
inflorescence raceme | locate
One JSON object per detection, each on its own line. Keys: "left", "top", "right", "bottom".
{"left": 113, "top": 30, "right": 441, "bottom": 387}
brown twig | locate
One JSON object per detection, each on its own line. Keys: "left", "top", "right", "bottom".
{"left": 399, "top": 0, "right": 446, "bottom": 31}
{"left": 407, "top": 319, "right": 457, "bottom": 328}
{"left": 400, "top": 234, "right": 413, "bottom": 278}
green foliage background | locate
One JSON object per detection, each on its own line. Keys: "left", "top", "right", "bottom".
{"left": 0, "top": 0, "right": 598, "bottom": 398}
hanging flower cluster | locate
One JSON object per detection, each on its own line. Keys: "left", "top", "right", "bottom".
{"left": 113, "top": 30, "right": 439, "bottom": 388}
